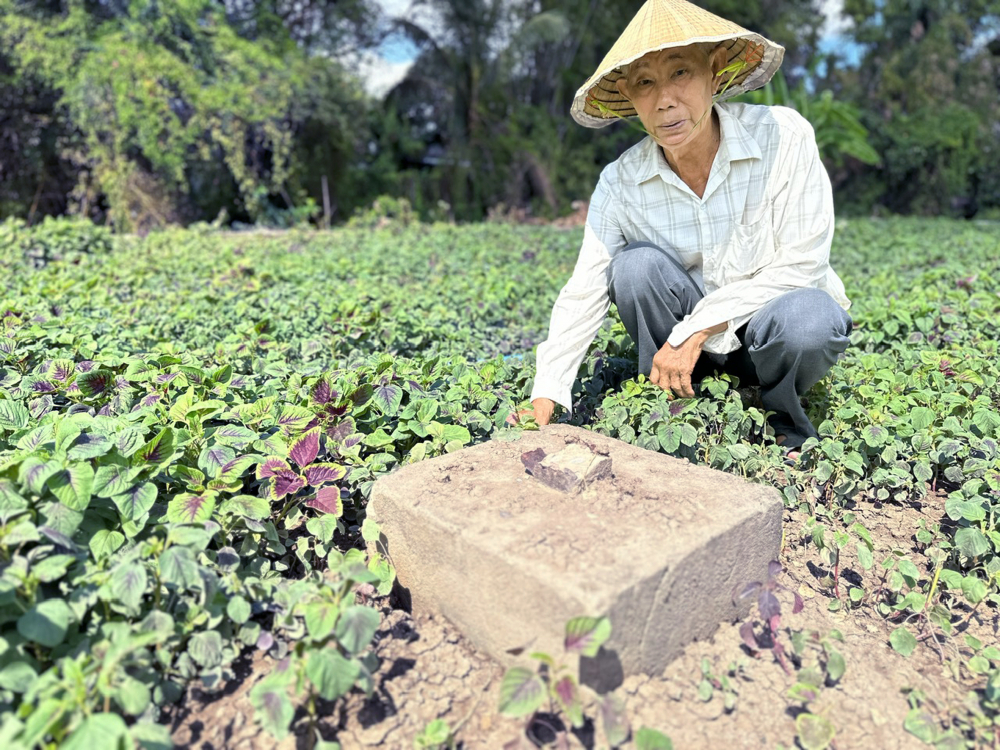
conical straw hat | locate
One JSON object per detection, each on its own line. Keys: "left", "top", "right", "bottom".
{"left": 571, "top": 0, "right": 784, "bottom": 128}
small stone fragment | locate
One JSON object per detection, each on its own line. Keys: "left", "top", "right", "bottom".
{"left": 524, "top": 442, "right": 612, "bottom": 492}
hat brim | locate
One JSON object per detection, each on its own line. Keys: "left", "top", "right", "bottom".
{"left": 571, "top": 34, "right": 784, "bottom": 129}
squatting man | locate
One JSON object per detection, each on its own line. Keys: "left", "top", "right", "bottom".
{"left": 522, "top": 0, "right": 853, "bottom": 462}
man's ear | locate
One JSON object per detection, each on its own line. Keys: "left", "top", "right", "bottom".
{"left": 709, "top": 45, "right": 729, "bottom": 78}
{"left": 615, "top": 76, "right": 630, "bottom": 102}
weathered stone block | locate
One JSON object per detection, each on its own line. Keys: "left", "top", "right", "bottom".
{"left": 368, "top": 425, "right": 782, "bottom": 684}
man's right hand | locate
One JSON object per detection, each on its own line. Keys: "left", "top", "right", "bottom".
{"left": 516, "top": 397, "right": 556, "bottom": 426}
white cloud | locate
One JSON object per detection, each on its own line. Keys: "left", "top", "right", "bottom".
{"left": 819, "top": 0, "right": 852, "bottom": 38}
{"left": 354, "top": 53, "right": 414, "bottom": 99}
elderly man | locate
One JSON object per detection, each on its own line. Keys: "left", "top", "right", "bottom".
{"left": 526, "top": 0, "right": 852, "bottom": 460}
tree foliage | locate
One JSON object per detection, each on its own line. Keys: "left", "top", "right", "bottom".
{"left": 0, "top": 0, "right": 375, "bottom": 229}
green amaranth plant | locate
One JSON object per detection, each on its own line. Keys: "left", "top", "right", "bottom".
{"left": 1, "top": 216, "right": 999, "bottom": 745}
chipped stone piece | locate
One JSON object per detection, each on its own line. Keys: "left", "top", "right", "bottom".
{"left": 522, "top": 442, "right": 612, "bottom": 493}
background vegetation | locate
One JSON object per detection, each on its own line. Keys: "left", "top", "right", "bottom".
{"left": 0, "top": 0, "right": 998, "bottom": 229}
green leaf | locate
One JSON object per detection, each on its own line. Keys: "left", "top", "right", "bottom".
{"left": 67, "top": 432, "right": 113, "bottom": 460}
{"left": 48, "top": 462, "right": 95, "bottom": 510}
{"left": 111, "top": 482, "right": 158, "bottom": 521}
{"left": 305, "top": 650, "right": 360, "bottom": 701}
{"left": 635, "top": 728, "right": 673, "bottom": 750}
{"left": 826, "top": 648, "right": 846, "bottom": 683}
{"left": 158, "top": 546, "right": 201, "bottom": 589}
{"left": 89, "top": 528, "right": 126, "bottom": 560}
{"left": 903, "top": 707, "right": 939, "bottom": 744}
{"left": 954, "top": 527, "right": 991, "bottom": 558}
{"left": 305, "top": 601, "right": 340, "bottom": 640}
{"left": 497, "top": 667, "right": 545, "bottom": 717}
{"left": 227, "top": 596, "right": 252, "bottom": 625}
{"left": 18, "top": 456, "right": 61, "bottom": 495}
{"left": 334, "top": 605, "right": 380, "bottom": 656}
{"left": 960, "top": 576, "right": 988, "bottom": 605}
{"left": 188, "top": 630, "right": 224, "bottom": 668}
{"left": 219, "top": 494, "right": 270, "bottom": 519}
{"left": 129, "top": 722, "right": 173, "bottom": 750}
{"left": 17, "top": 599, "right": 73, "bottom": 648}
{"left": 116, "top": 674, "right": 152, "bottom": 716}
{"left": 250, "top": 678, "right": 295, "bottom": 740}
{"left": 889, "top": 626, "right": 917, "bottom": 657}
{"left": 796, "top": 713, "right": 835, "bottom": 750}
{"left": 93, "top": 462, "right": 140, "bottom": 498}
{"left": 553, "top": 675, "right": 584, "bottom": 728}
{"left": 61, "top": 713, "right": 129, "bottom": 750}
{"left": 306, "top": 514, "right": 339, "bottom": 544}
{"left": 361, "top": 517, "right": 380, "bottom": 543}
{"left": 564, "top": 616, "right": 611, "bottom": 657}
{"left": 0, "top": 400, "right": 30, "bottom": 432}
{"left": 110, "top": 561, "right": 148, "bottom": 611}
{"left": 909, "top": 407, "right": 935, "bottom": 431}
{"left": 0, "top": 660, "right": 37, "bottom": 693}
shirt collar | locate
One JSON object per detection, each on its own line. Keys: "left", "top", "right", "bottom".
{"left": 632, "top": 103, "right": 762, "bottom": 186}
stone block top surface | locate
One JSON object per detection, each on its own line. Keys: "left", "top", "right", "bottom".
{"left": 373, "top": 424, "right": 780, "bottom": 614}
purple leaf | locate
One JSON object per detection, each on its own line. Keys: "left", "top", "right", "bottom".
{"left": 768, "top": 561, "right": 783, "bottom": 579}
{"left": 136, "top": 428, "right": 175, "bottom": 465}
{"left": 156, "top": 371, "right": 181, "bottom": 385}
{"left": 306, "top": 485, "right": 343, "bottom": 516}
{"left": 289, "top": 428, "right": 320, "bottom": 467}
{"left": 768, "top": 614, "right": 782, "bottom": 635}
{"left": 310, "top": 378, "right": 337, "bottom": 406}
{"left": 555, "top": 676, "right": 575, "bottom": 706}
{"left": 739, "top": 621, "right": 758, "bottom": 650}
{"left": 792, "top": 593, "right": 804, "bottom": 614}
{"left": 32, "top": 380, "right": 56, "bottom": 393}
{"left": 373, "top": 384, "right": 403, "bottom": 415}
{"left": 76, "top": 360, "right": 95, "bottom": 373}
{"left": 669, "top": 400, "right": 687, "bottom": 415}
{"left": 326, "top": 418, "right": 356, "bottom": 443}
{"left": 303, "top": 463, "right": 347, "bottom": 485}
{"left": 350, "top": 384, "right": 373, "bottom": 408}
{"left": 77, "top": 369, "right": 112, "bottom": 397}
{"left": 140, "top": 393, "right": 162, "bottom": 407}
{"left": 520, "top": 448, "right": 546, "bottom": 474}
{"left": 564, "top": 617, "right": 611, "bottom": 657}
{"left": 272, "top": 471, "right": 305, "bottom": 500}
{"left": 167, "top": 492, "right": 216, "bottom": 524}
{"left": 758, "top": 589, "right": 781, "bottom": 621}
{"left": 256, "top": 457, "right": 292, "bottom": 479}
{"left": 50, "top": 361, "right": 74, "bottom": 382}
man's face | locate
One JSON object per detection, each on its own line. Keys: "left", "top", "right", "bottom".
{"left": 615, "top": 44, "right": 726, "bottom": 150}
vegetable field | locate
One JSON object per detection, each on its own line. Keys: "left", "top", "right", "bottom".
{"left": 0, "top": 216, "right": 998, "bottom": 749}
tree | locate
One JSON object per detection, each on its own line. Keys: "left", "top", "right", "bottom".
{"left": 0, "top": 0, "right": 377, "bottom": 228}
{"left": 833, "top": 0, "right": 1000, "bottom": 215}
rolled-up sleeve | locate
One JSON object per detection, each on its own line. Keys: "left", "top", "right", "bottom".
{"left": 666, "top": 117, "right": 835, "bottom": 353}
{"left": 530, "top": 173, "right": 626, "bottom": 412}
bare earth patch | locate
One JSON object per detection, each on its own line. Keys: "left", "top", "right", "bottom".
{"left": 168, "top": 490, "right": 997, "bottom": 749}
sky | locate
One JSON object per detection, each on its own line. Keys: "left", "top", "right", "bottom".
{"left": 358, "top": 0, "right": 862, "bottom": 98}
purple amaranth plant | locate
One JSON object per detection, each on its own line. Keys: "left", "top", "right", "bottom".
{"left": 733, "top": 561, "right": 804, "bottom": 675}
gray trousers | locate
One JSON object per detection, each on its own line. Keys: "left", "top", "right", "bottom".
{"left": 607, "top": 242, "right": 853, "bottom": 449}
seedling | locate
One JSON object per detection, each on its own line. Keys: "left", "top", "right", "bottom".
{"left": 733, "top": 561, "right": 804, "bottom": 674}
{"left": 497, "top": 617, "right": 673, "bottom": 749}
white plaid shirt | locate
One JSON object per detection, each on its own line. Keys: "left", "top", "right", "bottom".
{"left": 531, "top": 102, "right": 851, "bottom": 412}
